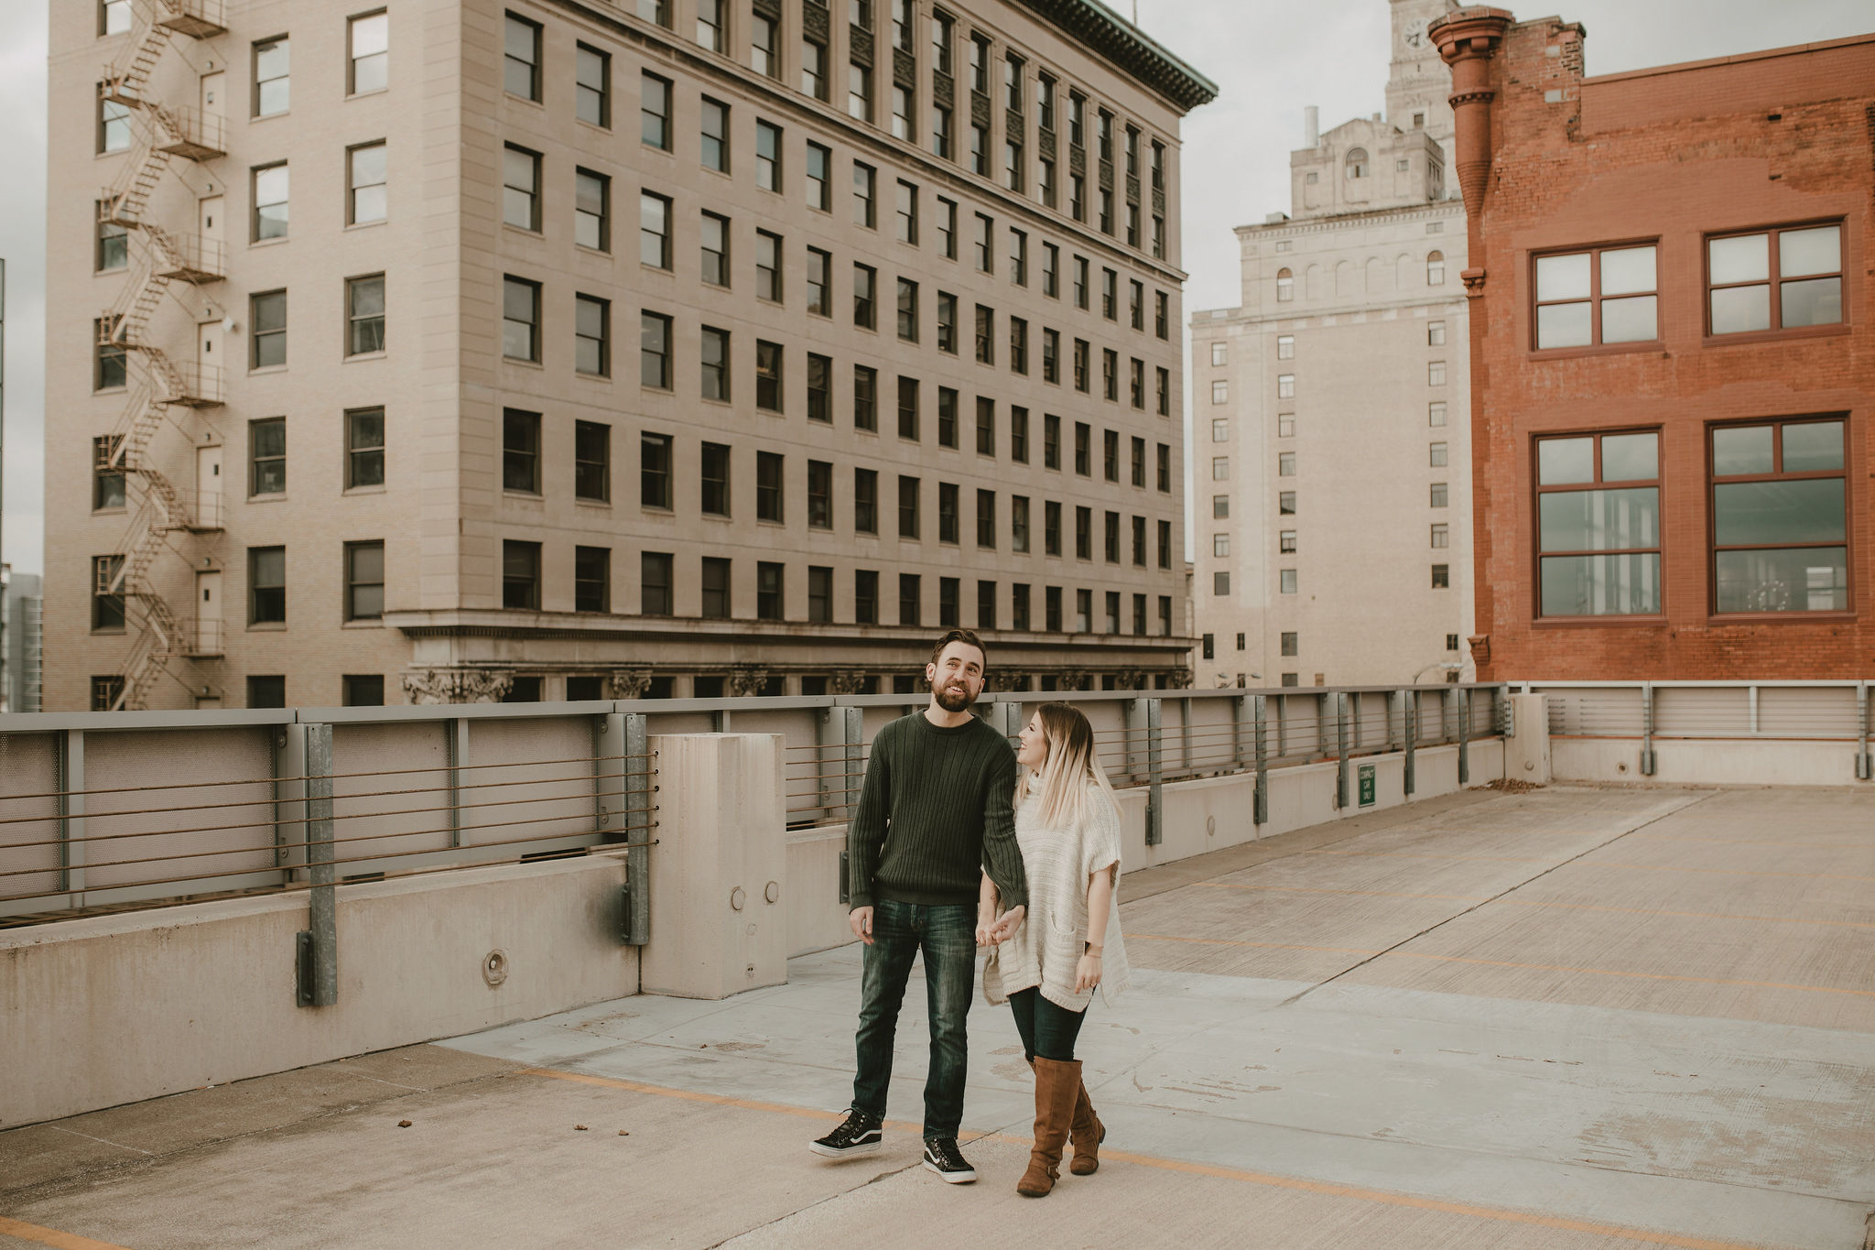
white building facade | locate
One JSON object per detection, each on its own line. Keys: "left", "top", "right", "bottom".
{"left": 1191, "top": 0, "right": 1473, "bottom": 689}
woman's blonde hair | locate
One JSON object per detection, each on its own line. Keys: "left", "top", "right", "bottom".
{"left": 1015, "top": 702, "right": 1121, "bottom": 832}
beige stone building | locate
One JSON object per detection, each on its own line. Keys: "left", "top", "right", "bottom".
{"left": 1190, "top": 0, "right": 1472, "bottom": 690}
{"left": 45, "top": 0, "right": 1213, "bottom": 710}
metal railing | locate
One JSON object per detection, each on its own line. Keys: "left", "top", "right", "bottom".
{"left": 1522, "top": 680, "right": 1873, "bottom": 779}
{"left": 1, "top": 685, "right": 1505, "bottom": 929}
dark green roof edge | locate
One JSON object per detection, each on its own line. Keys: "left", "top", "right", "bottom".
{"left": 1011, "top": 0, "right": 1220, "bottom": 113}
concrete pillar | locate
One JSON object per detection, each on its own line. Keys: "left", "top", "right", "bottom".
{"left": 1505, "top": 694, "right": 1551, "bottom": 784}
{"left": 642, "top": 734, "right": 788, "bottom": 1000}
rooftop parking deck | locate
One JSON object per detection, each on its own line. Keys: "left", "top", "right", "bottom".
{"left": 3, "top": 783, "right": 1873, "bottom": 1249}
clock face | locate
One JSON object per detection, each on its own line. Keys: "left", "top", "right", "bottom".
{"left": 1404, "top": 17, "right": 1428, "bottom": 48}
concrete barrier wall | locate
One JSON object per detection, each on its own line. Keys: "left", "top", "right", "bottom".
{"left": 0, "top": 854, "right": 638, "bottom": 1127}
{"left": 1550, "top": 738, "right": 1862, "bottom": 787}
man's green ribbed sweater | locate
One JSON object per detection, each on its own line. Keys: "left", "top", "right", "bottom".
{"left": 847, "top": 712, "right": 1028, "bottom": 911}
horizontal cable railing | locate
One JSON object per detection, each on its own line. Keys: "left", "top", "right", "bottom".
{"left": 0, "top": 685, "right": 1507, "bottom": 926}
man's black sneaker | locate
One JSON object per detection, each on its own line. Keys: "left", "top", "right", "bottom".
{"left": 922, "top": 1137, "right": 977, "bottom": 1183}
{"left": 810, "top": 1109, "right": 883, "bottom": 1158}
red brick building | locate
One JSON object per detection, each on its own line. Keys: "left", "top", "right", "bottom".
{"left": 1430, "top": 9, "right": 1874, "bottom": 679}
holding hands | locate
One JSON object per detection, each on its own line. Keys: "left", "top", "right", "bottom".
{"left": 976, "top": 903, "right": 1025, "bottom": 946}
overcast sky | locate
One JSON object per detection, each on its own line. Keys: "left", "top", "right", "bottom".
{"left": 1, "top": 1, "right": 1869, "bottom": 577}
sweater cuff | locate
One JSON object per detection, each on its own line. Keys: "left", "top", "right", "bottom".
{"left": 999, "top": 889, "right": 1028, "bottom": 912}
{"left": 849, "top": 892, "right": 874, "bottom": 910}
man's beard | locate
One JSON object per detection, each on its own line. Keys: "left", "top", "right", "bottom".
{"left": 932, "top": 678, "right": 975, "bottom": 712}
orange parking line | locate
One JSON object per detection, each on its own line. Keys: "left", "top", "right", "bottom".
{"left": 1196, "top": 882, "right": 1489, "bottom": 903}
{"left": 1497, "top": 898, "right": 1875, "bottom": 931}
{"left": 523, "top": 1068, "right": 1764, "bottom": 1250}
{"left": 1382, "top": 951, "right": 1875, "bottom": 999}
{"left": 0, "top": 1217, "right": 133, "bottom": 1250}
{"left": 1303, "top": 849, "right": 1555, "bottom": 865}
{"left": 1631, "top": 834, "right": 1870, "bottom": 851}
{"left": 1571, "top": 863, "right": 1875, "bottom": 884}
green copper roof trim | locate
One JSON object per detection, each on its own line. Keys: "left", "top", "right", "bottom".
{"left": 1012, "top": 0, "right": 1219, "bottom": 113}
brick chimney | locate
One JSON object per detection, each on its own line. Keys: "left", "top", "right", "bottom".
{"left": 1429, "top": 7, "right": 1512, "bottom": 296}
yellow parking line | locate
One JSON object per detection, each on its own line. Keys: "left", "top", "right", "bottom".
{"left": 1303, "top": 849, "right": 1555, "bottom": 864}
{"left": 1382, "top": 951, "right": 1875, "bottom": 998}
{"left": 0, "top": 1217, "right": 133, "bottom": 1250}
{"left": 523, "top": 1068, "right": 1768, "bottom": 1250}
{"left": 1497, "top": 898, "right": 1875, "bottom": 931}
{"left": 1195, "top": 882, "right": 1490, "bottom": 903}
{"left": 1126, "top": 933, "right": 1382, "bottom": 955}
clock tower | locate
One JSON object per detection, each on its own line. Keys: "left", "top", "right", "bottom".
{"left": 1386, "top": 0, "right": 1459, "bottom": 143}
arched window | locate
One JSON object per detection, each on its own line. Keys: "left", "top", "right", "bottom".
{"left": 1427, "top": 250, "right": 1445, "bottom": 285}
{"left": 1345, "top": 148, "right": 1368, "bottom": 179}
{"left": 1276, "top": 267, "right": 1293, "bottom": 302}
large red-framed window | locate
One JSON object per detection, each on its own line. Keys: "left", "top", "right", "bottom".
{"left": 1532, "top": 243, "right": 1658, "bottom": 350}
{"left": 1710, "top": 417, "right": 1848, "bottom": 614}
{"left": 1535, "top": 430, "right": 1661, "bottom": 617}
{"left": 1707, "top": 223, "right": 1843, "bottom": 336}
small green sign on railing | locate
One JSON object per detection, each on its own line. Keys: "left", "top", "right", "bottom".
{"left": 1358, "top": 763, "right": 1376, "bottom": 808}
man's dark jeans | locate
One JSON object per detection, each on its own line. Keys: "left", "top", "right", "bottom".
{"left": 852, "top": 899, "right": 977, "bottom": 1140}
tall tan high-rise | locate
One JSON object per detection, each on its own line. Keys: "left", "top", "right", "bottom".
{"left": 1191, "top": 0, "right": 1472, "bottom": 691}
{"left": 46, "top": 0, "right": 1214, "bottom": 710}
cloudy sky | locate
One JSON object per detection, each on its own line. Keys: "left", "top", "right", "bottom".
{"left": 1, "top": 0, "right": 1868, "bottom": 576}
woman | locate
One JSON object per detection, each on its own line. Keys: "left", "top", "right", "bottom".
{"left": 979, "top": 701, "right": 1130, "bottom": 1198}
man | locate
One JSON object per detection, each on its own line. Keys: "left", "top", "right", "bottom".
{"left": 810, "top": 629, "right": 1028, "bottom": 1183}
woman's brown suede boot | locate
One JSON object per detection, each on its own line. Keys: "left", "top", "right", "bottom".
{"left": 1068, "top": 1080, "right": 1104, "bottom": 1175}
{"left": 1017, "top": 1057, "right": 1081, "bottom": 1197}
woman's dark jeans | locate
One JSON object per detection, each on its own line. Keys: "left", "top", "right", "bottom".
{"left": 851, "top": 900, "right": 977, "bottom": 1140}
{"left": 1008, "top": 986, "right": 1088, "bottom": 1062}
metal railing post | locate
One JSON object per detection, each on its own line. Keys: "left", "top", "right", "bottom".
{"left": 296, "top": 722, "right": 337, "bottom": 1008}
{"left": 836, "top": 705, "right": 862, "bottom": 906}
{"left": 1401, "top": 689, "right": 1417, "bottom": 797}
{"left": 598, "top": 712, "right": 651, "bottom": 946}
{"left": 1252, "top": 695, "right": 1268, "bottom": 825}
{"left": 1335, "top": 693, "right": 1350, "bottom": 809}
{"left": 446, "top": 717, "right": 468, "bottom": 848}
{"left": 1457, "top": 688, "right": 1471, "bottom": 786}
{"left": 1145, "top": 698, "right": 1163, "bottom": 846}
{"left": 1640, "top": 682, "right": 1657, "bottom": 776}
{"left": 1854, "top": 681, "right": 1872, "bottom": 780}
{"left": 57, "top": 730, "right": 86, "bottom": 909}
{"left": 1126, "top": 697, "right": 1149, "bottom": 785}
{"left": 1231, "top": 693, "right": 1247, "bottom": 774}
{"left": 1317, "top": 691, "right": 1331, "bottom": 758}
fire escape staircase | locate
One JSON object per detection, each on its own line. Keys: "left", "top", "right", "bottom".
{"left": 96, "top": 0, "right": 227, "bottom": 710}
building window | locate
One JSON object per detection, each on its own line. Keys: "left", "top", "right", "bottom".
{"left": 95, "top": 322, "right": 127, "bottom": 390}
{"left": 576, "top": 169, "right": 609, "bottom": 251}
{"left": 809, "top": 566, "right": 833, "bottom": 621}
{"left": 90, "top": 555, "right": 126, "bottom": 632}
{"left": 931, "top": 103, "right": 953, "bottom": 160}
{"left": 100, "top": 0, "right": 132, "bottom": 34}
{"left": 1278, "top": 415, "right": 1294, "bottom": 438}
{"left": 642, "top": 72, "right": 672, "bottom": 149}
{"left": 756, "top": 450, "right": 784, "bottom": 522}
{"left": 802, "top": 39, "right": 828, "bottom": 101}
{"left": 250, "top": 546, "right": 287, "bottom": 623}
{"left": 1012, "top": 409, "right": 1031, "bottom": 463}
{"left": 1100, "top": 268, "right": 1117, "bottom": 320}
{"left": 975, "top": 305, "right": 993, "bottom": 364}
{"left": 1429, "top": 442, "right": 1448, "bottom": 468}
{"left": 855, "top": 469, "right": 879, "bottom": 534}
{"left": 504, "top": 14, "right": 541, "bottom": 100}
{"left": 1074, "top": 506, "right": 1091, "bottom": 560}
{"left": 977, "top": 490, "right": 996, "bottom": 549}
{"left": 571, "top": 546, "right": 610, "bottom": 614}
{"left": 1277, "top": 452, "right": 1294, "bottom": 477}
{"left": 1428, "top": 361, "right": 1445, "bottom": 386}
{"left": 804, "top": 353, "right": 830, "bottom": 421}
{"left": 96, "top": 210, "right": 128, "bottom": 272}
{"left": 801, "top": 245, "right": 831, "bottom": 313}
{"left": 344, "top": 541, "right": 385, "bottom": 621}
{"left": 700, "top": 97, "right": 729, "bottom": 171}
{"left": 641, "top": 311, "right": 672, "bottom": 388}
{"left": 1213, "top": 533, "right": 1229, "bottom": 558}
{"left": 573, "top": 420, "right": 609, "bottom": 502}
{"left": 898, "top": 278, "right": 919, "bottom": 341}
{"left": 848, "top": 61, "right": 872, "bottom": 122}
{"left": 343, "top": 407, "right": 384, "bottom": 490}
{"left": 1429, "top": 402, "right": 1446, "bottom": 427}
{"left": 1280, "top": 491, "right": 1296, "bottom": 515}
{"left": 1102, "top": 429, "right": 1119, "bottom": 481}
{"left": 853, "top": 162, "right": 877, "bottom": 227}
{"left": 808, "top": 460, "right": 833, "bottom": 530}
{"left": 937, "top": 293, "right": 957, "bottom": 353}
{"left": 891, "top": 84, "right": 914, "bottom": 140}
{"left": 973, "top": 213, "right": 993, "bottom": 272}
{"left": 1211, "top": 380, "right": 1228, "bottom": 405}
{"left": 251, "top": 162, "right": 289, "bottom": 240}
{"left": 1276, "top": 334, "right": 1294, "bottom": 360}
{"left": 1277, "top": 374, "right": 1294, "bottom": 399}
{"left": 346, "top": 274, "right": 385, "bottom": 356}
{"left": 756, "top": 561, "right": 784, "bottom": 621}
{"left": 696, "top": 0, "right": 725, "bottom": 51}
{"left": 576, "top": 42, "right": 610, "bottom": 126}
{"left": 1535, "top": 429, "right": 1660, "bottom": 617}
{"left": 1041, "top": 329, "right": 1059, "bottom": 383}
{"left": 1213, "top": 495, "right": 1229, "bottom": 519}
{"left": 1010, "top": 319, "right": 1028, "bottom": 373}
{"left": 496, "top": 277, "right": 542, "bottom": 364}
{"left": 977, "top": 398, "right": 996, "bottom": 456}
{"left": 1279, "top": 569, "right": 1297, "bottom": 595}
{"left": 1157, "top": 444, "right": 1172, "bottom": 493}
{"left": 755, "top": 340, "right": 783, "bottom": 411}
{"left": 1709, "top": 224, "right": 1843, "bottom": 335}
{"left": 253, "top": 36, "right": 289, "bottom": 117}
{"left": 855, "top": 569, "right": 879, "bottom": 624}
{"left": 348, "top": 11, "right": 388, "bottom": 95}
{"left": 251, "top": 290, "right": 287, "bottom": 368}
{"left": 92, "top": 436, "right": 126, "bottom": 511}
{"left": 1431, "top": 564, "right": 1450, "bottom": 589}
{"left": 1427, "top": 250, "right": 1445, "bottom": 285}
{"left": 1429, "top": 320, "right": 1446, "bottom": 346}
{"left": 898, "top": 475, "right": 920, "bottom": 538}
{"left": 940, "top": 484, "right": 960, "bottom": 544}
{"left": 1711, "top": 418, "right": 1847, "bottom": 612}
{"left": 1279, "top": 530, "right": 1296, "bottom": 553}
{"left": 502, "top": 408, "right": 540, "bottom": 493}
{"left": 1043, "top": 501, "right": 1061, "bottom": 555}
{"left": 499, "top": 146, "right": 542, "bottom": 232}
{"left": 751, "top": 13, "right": 778, "bottom": 77}
{"left": 1431, "top": 523, "right": 1449, "bottom": 549}
{"left": 341, "top": 143, "right": 388, "bottom": 227}
{"left": 700, "top": 558, "right": 731, "bottom": 618}
{"left": 249, "top": 417, "right": 286, "bottom": 496}
{"left": 639, "top": 191, "right": 672, "bottom": 267}
{"left": 932, "top": 385, "right": 952, "bottom": 445}
{"left": 641, "top": 432, "right": 673, "bottom": 509}
{"left": 1071, "top": 256, "right": 1089, "bottom": 308}
{"left": 854, "top": 264, "right": 877, "bottom": 328}
{"left": 1534, "top": 244, "right": 1658, "bottom": 349}
{"left": 1431, "top": 481, "right": 1448, "bottom": 508}
{"left": 806, "top": 142, "right": 831, "bottom": 210}
{"left": 757, "top": 230, "right": 783, "bottom": 301}
{"left": 700, "top": 441, "right": 731, "bottom": 515}
{"left": 1101, "top": 349, "right": 1118, "bottom": 401}
{"left": 895, "top": 180, "right": 918, "bottom": 244}
{"left": 699, "top": 212, "right": 730, "bottom": 286}
{"left": 249, "top": 675, "right": 291, "bottom": 708}
{"left": 855, "top": 365, "right": 879, "bottom": 431}
{"left": 641, "top": 551, "right": 674, "bottom": 615}
{"left": 701, "top": 326, "right": 730, "bottom": 400}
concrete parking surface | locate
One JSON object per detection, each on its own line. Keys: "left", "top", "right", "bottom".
{"left": 4, "top": 784, "right": 1873, "bottom": 1249}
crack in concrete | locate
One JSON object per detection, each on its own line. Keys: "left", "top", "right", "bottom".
{"left": 1273, "top": 790, "right": 1721, "bottom": 1010}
